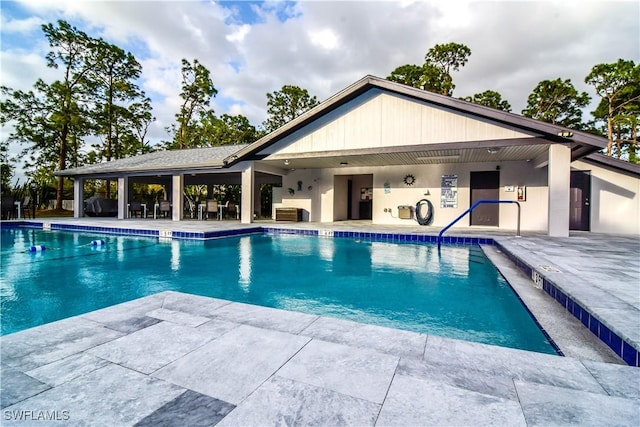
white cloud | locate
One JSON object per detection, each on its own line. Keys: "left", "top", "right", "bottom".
{"left": 432, "top": 0, "right": 473, "bottom": 28}
{"left": 0, "top": 15, "right": 44, "bottom": 33}
{"left": 1, "top": 0, "right": 639, "bottom": 182}
{"left": 0, "top": 50, "right": 55, "bottom": 91}
{"left": 309, "top": 28, "right": 340, "bottom": 50}
{"left": 226, "top": 24, "right": 251, "bottom": 43}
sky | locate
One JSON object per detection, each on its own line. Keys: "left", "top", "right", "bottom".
{"left": 1, "top": 0, "right": 639, "bottom": 179}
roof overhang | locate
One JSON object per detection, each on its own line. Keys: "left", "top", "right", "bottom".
{"left": 257, "top": 138, "right": 555, "bottom": 170}
{"left": 581, "top": 153, "right": 640, "bottom": 177}
{"left": 55, "top": 145, "right": 249, "bottom": 178}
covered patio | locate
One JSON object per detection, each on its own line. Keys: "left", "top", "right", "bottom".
{"left": 56, "top": 145, "right": 284, "bottom": 223}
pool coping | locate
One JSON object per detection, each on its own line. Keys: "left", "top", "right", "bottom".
{"left": 1, "top": 219, "right": 638, "bottom": 367}
{"left": 493, "top": 240, "right": 638, "bottom": 367}
{"left": 1, "top": 291, "right": 638, "bottom": 425}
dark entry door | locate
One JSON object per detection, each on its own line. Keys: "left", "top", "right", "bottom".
{"left": 470, "top": 171, "right": 500, "bottom": 226}
{"left": 570, "top": 171, "right": 591, "bottom": 231}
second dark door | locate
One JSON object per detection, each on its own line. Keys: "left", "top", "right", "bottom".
{"left": 470, "top": 171, "right": 500, "bottom": 226}
{"left": 570, "top": 170, "right": 591, "bottom": 231}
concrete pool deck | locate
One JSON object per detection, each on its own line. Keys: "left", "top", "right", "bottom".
{"left": 1, "top": 218, "right": 639, "bottom": 425}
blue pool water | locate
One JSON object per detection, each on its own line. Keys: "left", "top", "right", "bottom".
{"left": 0, "top": 228, "right": 555, "bottom": 354}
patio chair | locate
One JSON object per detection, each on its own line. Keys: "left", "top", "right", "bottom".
{"left": 129, "top": 201, "right": 143, "bottom": 218}
{"left": 226, "top": 203, "right": 238, "bottom": 220}
{"left": 159, "top": 200, "right": 171, "bottom": 218}
{"left": 21, "top": 196, "right": 32, "bottom": 219}
{"left": 206, "top": 199, "right": 218, "bottom": 220}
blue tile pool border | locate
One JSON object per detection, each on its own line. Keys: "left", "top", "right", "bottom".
{"left": 0, "top": 221, "right": 264, "bottom": 240}
{"left": 0, "top": 221, "right": 43, "bottom": 229}
{"left": 262, "top": 227, "right": 495, "bottom": 245}
{"left": 51, "top": 222, "right": 160, "bottom": 237}
{"left": 494, "top": 240, "right": 639, "bottom": 367}
{"left": 2, "top": 222, "right": 494, "bottom": 246}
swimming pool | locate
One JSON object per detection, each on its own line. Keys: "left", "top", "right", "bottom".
{"left": 0, "top": 228, "right": 555, "bottom": 354}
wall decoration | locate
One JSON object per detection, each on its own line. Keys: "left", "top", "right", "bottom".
{"left": 384, "top": 181, "right": 391, "bottom": 194}
{"left": 440, "top": 175, "right": 458, "bottom": 208}
{"left": 403, "top": 174, "right": 416, "bottom": 186}
{"left": 360, "top": 187, "right": 372, "bottom": 200}
{"left": 288, "top": 188, "right": 295, "bottom": 196}
{"left": 297, "top": 181, "right": 303, "bottom": 191}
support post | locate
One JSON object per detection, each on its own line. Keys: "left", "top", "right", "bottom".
{"left": 547, "top": 144, "right": 571, "bottom": 237}
{"left": 172, "top": 174, "right": 184, "bottom": 221}
{"left": 73, "top": 178, "right": 84, "bottom": 218}
{"left": 241, "top": 162, "right": 255, "bottom": 224}
{"left": 117, "top": 177, "right": 128, "bottom": 220}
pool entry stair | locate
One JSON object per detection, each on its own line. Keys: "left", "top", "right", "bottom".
{"left": 437, "top": 199, "right": 521, "bottom": 249}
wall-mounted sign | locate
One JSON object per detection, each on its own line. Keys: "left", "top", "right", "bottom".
{"left": 517, "top": 185, "right": 526, "bottom": 201}
{"left": 383, "top": 181, "right": 391, "bottom": 194}
{"left": 441, "top": 175, "right": 458, "bottom": 208}
{"left": 361, "top": 187, "right": 373, "bottom": 200}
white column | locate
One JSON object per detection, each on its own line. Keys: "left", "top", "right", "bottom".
{"left": 241, "top": 162, "right": 255, "bottom": 224}
{"left": 73, "top": 178, "right": 84, "bottom": 218}
{"left": 547, "top": 144, "right": 571, "bottom": 237}
{"left": 117, "top": 177, "right": 128, "bottom": 220}
{"left": 172, "top": 174, "right": 184, "bottom": 221}
{"left": 253, "top": 181, "right": 262, "bottom": 220}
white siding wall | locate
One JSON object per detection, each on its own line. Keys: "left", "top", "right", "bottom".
{"left": 276, "top": 159, "right": 639, "bottom": 235}
{"left": 276, "top": 169, "right": 320, "bottom": 222}
{"left": 261, "top": 90, "right": 534, "bottom": 156}
{"left": 371, "top": 162, "right": 548, "bottom": 231}
{"left": 572, "top": 159, "right": 640, "bottom": 235}
{"left": 279, "top": 161, "right": 549, "bottom": 231}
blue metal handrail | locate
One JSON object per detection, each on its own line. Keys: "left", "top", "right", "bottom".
{"left": 437, "top": 200, "right": 521, "bottom": 249}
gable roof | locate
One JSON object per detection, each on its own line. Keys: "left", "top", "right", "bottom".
{"left": 55, "top": 76, "right": 611, "bottom": 179}
{"left": 224, "top": 75, "right": 607, "bottom": 166}
{"left": 56, "top": 144, "right": 249, "bottom": 177}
